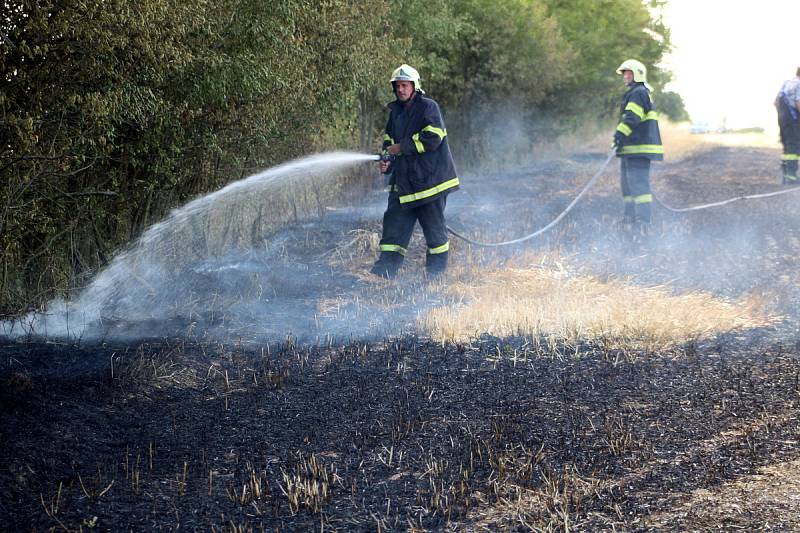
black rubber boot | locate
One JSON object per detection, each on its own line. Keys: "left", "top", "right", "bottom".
{"left": 783, "top": 159, "right": 800, "bottom": 185}
{"left": 425, "top": 251, "right": 448, "bottom": 279}
{"left": 370, "top": 252, "right": 403, "bottom": 279}
{"left": 635, "top": 203, "right": 652, "bottom": 225}
{"left": 623, "top": 204, "right": 635, "bottom": 225}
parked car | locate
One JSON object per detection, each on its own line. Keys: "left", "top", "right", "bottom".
{"left": 690, "top": 122, "right": 712, "bottom": 134}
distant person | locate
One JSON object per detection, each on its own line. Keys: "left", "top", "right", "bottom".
{"left": 371, "top": 64, "right": 459, "bottom": 279}
{"left": 613, "top": 59, "right": 663, "bottom": 234}
{"left": 775, "top": 67, "right": 800, "bottom": 184}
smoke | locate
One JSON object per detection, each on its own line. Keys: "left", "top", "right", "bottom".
{"left": 3, "top": 130, "right": 796, "bottom": 347}
{"left": 1, "top": 152, "right": 404, "bottom": 343}
{"left": 448, "top": 141, "right": 800, "bottom": 330}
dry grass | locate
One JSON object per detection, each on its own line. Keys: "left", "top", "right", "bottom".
{"left": 319, "top": 122, "right": 783, "bottom": 349}
{"left": 413, "top": 120, "right": 780, "bottom": 347}
{"left": 659, "top": 120, "right": 713, "bottom": 161}
{"left": 532, "top": 118, "right": 714, "bottom": 165}
{"left": 653, "top": 119, "right": 781, "bottom": 160}
{"left": 323, "top": 228, "right": 381, "bottom": 272}
{"left": 572, "top": 118, "right": 779, "bottom": 166}
{"left": 320, "top": 222, "right": 777, "bottom": 350}
{"left": 578, "top": 119, "right": 714, "bottom": 163}
{"left": 417, "top": 257, "right": 776, "bottom": 348}
{"left": 700, "top": 130, "right": 782, "bottom": 150}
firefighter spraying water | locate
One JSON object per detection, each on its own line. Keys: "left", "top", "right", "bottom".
{"left": 369, "top": 64, "right": 459, "bottom": 279}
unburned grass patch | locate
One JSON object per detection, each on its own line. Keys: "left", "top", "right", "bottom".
{"left": 577, "top": 118, "right": 715, "bottom": 164}
{"left": 418, "top": 263, "right": 776, "bottom": 348}
{"left": 658, "top": 119, "right": 715, "bottom": 161}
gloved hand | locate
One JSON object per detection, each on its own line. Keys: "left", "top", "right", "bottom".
{"left": 378, "top": 148, "right": 395, "bottom": 173}
{"left": 613, "top": 131, "right": 625, "bottom": 148}
{"left": 386, "top": 143, "right": 402, "bottom": 155}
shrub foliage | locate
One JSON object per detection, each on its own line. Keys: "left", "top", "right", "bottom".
{"left": 0, "top": 0, "right": 676, "bottom": 311}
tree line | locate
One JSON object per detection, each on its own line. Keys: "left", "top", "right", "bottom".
{"left": 0, "top": 0, "right": 683, "bottom": 313}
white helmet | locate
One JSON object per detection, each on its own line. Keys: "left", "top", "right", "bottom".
{"left": 616, "top": 59, "right": 653, "bottom": 90}
{"left": 390, "top": 64, "right": 423, "bottom": 93}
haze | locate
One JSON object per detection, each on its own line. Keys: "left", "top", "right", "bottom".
{"left": 662, "top": 0, "right": 799, "bottom": 133}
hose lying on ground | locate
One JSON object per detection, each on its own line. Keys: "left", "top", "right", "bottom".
{"left": 446, "top": 150, "right": 616, "bottom": 247}
{"left": 652, "top": 183, "right": 800, "bottom": 212}
{"left": 447, "top": 149, "right": 800, "bottom": 248}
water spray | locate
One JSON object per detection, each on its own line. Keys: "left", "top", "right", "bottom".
{"left": 1, "top": 151, "right": 381, "bottom": 342}
{"left": 369, "top": 150, "right": 396, "bottom": 163}
{"left": 4, "top": 145, "right": 797, "bottom": 342}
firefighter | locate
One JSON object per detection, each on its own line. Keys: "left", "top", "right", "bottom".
{"left": 371, "top": 64, "right": 459, "bottom": 279}
{"left": 775, "top": 67, "right": 800, "bottom": 184}
{"left": 613, "top": 59, "right": 663, "bottom": 232}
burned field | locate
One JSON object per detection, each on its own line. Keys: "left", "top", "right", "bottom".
{"left": 4, "top": 142, "right": 800, "bottom": 530}
{"left": 3, "top": 332, "right": 800, "bottom": 531}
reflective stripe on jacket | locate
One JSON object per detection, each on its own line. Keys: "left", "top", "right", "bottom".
{"left": 383, "top": 93, "right": 459, "bottom": 207}
{"left": 615, "top": 82, "right": 664, "bottom": 161}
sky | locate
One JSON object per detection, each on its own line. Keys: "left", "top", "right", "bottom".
{"left": 660, "top": 0, "right": 799, "bottom": 132}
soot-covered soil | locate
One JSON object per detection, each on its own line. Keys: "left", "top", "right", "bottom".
{"left": 3, "top": 333, "right": 800, "bottom": 531}
{"left": 3, "top": 143, "right": 800, "bottom": 531}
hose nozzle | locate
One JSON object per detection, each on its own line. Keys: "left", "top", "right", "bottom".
{"left": 375, "top": 150, "right": 395, "bottom": 162}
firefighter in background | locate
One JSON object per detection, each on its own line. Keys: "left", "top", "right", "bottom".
{"left": 613, "top": 59, "right": 663, "bottom": 232}
{"left": 371, "top": 64, "right": 459, "bottom": 279}
{"left": 775, "top": 67, "right": 800, "bottom": 184}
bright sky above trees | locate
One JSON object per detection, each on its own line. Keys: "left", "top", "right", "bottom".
{"left": 661, "top": 0, "right": 799, "bottom": 132}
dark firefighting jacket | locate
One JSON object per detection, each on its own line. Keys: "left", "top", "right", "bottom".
{"left": 615, "top": 82, "right": 664, "bottom": 160}
{"left": 777, "top": 77, "right": 800, "bottom": 121}
{"left": 382, "top": 92, "right": 459, "bottom": 208}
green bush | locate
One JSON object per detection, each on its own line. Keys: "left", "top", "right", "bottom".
{"left": 0, "top": 0, "right": 675, "bottom": 312}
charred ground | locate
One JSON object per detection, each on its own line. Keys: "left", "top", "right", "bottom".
{"left": 3, "top": 143, "right": 800, "bottom": 531}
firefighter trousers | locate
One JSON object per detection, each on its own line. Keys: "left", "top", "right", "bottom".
{"left": 371, "top": 194, "right": 449, "bottom": 278}
{"left": 620, "top": 157, "right": 652, "bottom": 224}
{"left": 778, "top": 105, "right": 800, "bottom": 182}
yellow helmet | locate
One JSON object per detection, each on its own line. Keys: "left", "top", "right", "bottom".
{"left": 616, "top": 59, "right": 653, "bottom": 90}
{"left": 616, "top": 59, "right": 647, "bottom": 81}
{"left": 390, "top": 64, "right": 423, "bottom": 93}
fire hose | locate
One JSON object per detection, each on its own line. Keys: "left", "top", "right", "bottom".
{"left": 374, "top": 148, "right": 800, "bottom": 248}
{"left": 445, "top": 150, "right": 617, "bottom": 247}
{"left": 652, "top": 183, "right": 800, "bottom": 212}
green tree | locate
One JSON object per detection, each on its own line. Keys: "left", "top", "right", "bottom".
{"left": 0, "top": 0, "right": 393, "bottom": 311}
{"left": 388, "top": 0, "right": 574, "bottom": 165}
{"left": 541, "top": 0, "right": 672, "bottom": 125}
{"left": 1, "top": 0, "right": 679, "bottom": 312}
{"left": 658, "top": 90, "right": 690, "bottom": 122}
